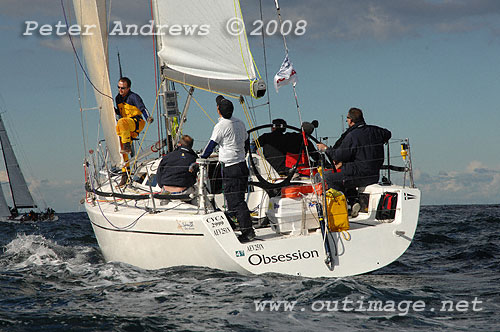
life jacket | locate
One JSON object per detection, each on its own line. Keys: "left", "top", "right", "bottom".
{"left": 116, "top": 92, "right": 144, "bottom": 118}
{"left": 117, "top": 102, "right": 142, "bottom": 118}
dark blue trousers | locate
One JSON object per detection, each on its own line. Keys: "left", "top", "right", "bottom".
{"left": 222, "top": 162, "right": 252, "bottom": 231}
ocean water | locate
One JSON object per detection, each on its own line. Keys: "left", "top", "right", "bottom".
{"left": 0, "top": 205, "right": 498, "bottom": 331}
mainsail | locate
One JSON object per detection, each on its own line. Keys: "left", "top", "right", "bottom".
{"left": 0, "top": 114, "right": 36, "bottom": 209}
{"left": 73, "top": 0, "right": 121, "bottom": 166}
{"left": 154, "top": 0, "right": 266, "bottom": 97}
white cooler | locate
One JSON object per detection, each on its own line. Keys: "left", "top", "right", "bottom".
{"left": 267, "top": 195, "right": 320, "bottom": 235}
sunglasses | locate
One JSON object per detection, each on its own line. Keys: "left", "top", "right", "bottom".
{"left": 117, "top": 86, "right": 128, "bottom": 90}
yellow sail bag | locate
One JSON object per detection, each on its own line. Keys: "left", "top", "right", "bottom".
{"left": 325, "top": 189, "right": 349, "bottom": 232}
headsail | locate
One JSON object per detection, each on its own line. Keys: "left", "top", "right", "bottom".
{"left": 0, "top": 114, "right": 36, "bottom": 209}
{"left": 0, "top": 186, "right": 10, "bottom": 218}
{"left": 154, "top": 0, "right": 266, "bottom": 97}
{"left": 73, "top": 0, "right": 122, "bottom": 166}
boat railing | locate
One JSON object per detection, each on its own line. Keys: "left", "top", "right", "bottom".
{"left": 83, "top": 137, "right": 416, "bottom": 216}
{"left": 196, "top": 158, "right": 214, "bottom": 215}
{"left": 382, "top": 138, "right": 415, "bottom": 188}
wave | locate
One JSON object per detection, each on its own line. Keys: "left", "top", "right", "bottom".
{"left": 1, "top": 233, "right": 101, "bottom": 270}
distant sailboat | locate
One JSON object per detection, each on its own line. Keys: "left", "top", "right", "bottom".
{"left": 0, "top": 114, "right": 56, "bottom": 222}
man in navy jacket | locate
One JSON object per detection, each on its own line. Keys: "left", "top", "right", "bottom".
{"left": 157, "top": 135, "right": 198, "bottom": 194}
{"left": 317, "top": 107, "right": 391, "bottom": 193}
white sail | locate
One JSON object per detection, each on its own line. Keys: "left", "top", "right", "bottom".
{"left": 0, "top": 114, "right": 36, "bottom": 209}
{"left": 0, "top": 186, "right": 11, "bottom": 218}
{"left": 154, "top": 0, "right": 266, "bottom": 97}
{"left": 73, "top": 0, "right": 121, "bottom": 166}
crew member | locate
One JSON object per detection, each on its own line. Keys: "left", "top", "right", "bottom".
{"left": 201, "top": 96, "right": 255, "bottom": 243}
{"left": 157, "top": 135, "right": 198, "bottom": 194}
{"left": 257, "top": 119, "right": 320, "bottom": 176}
{"left": 257, "top": 118, "right": 288, "bottom": 175}
{"left": 115, "top": 77, "right": 153, "bottom": 185}
{"left": 317, "top": 107, "right": 391, "bottom": 208}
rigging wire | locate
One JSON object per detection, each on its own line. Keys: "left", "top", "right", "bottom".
{"left": 64, "top": 0, "right": 165, "bottom": 171}
{"left": 66, "top": 0, "right": 92, "bottom": 205}
{"left": 65, "top": 0, "right": 113, "bottom": 199}
{"left": 61, "top": 0, "right": 113, "bottom": 101}
{"left": 62, "top": 0, "right": 86, "bottom": 153}
{"left": 270, "top": 1, "right": 306, "bottom": 144}
{"left": 126, "top": 79, "right": 167, "bottom": 176}
{"left": 271, "top": 0, "right": 314, "bottom": 172}
{"left": 89, "top": 174, "right": 148, "bottom": 230}
{"left": 258, "top": 0, "right": 272, "bottom": 123}
{"left": 240, "top": 99, "right": 273, "bottom": 179}
{"left": 179, "top": 84, "right": 216, "bottom": 125}
{"left": 150, "top": 0, "right": 162, "bottom": 147}
{"left": 270, "top": 0, "right": 327, "bottom": 251}
{"left": 272, "top": 0, "right": 303, "bottom": 125}
{"left": 106, "top": 0, "right": 113, "bottom": 58}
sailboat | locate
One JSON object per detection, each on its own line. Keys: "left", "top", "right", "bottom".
{"left": 71, "top": 0, "right": 420, "bottom": 277}
{"left": 0, "top": 114, "right": 57, "bottom": 222}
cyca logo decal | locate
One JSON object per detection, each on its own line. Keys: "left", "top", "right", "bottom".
{"left": 235, "top": 250, "right": 245, "bottom": 257}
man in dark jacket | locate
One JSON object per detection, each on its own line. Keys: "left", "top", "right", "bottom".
{"left": 257, "top": 119, "right": 320, "bottom": 176}
{"left": 157, "top": 135, "right": 198, "bottom": 193}
{"left": 257, "top": 118, "right": 289, "bottom": 175}
{"left": 317, "top": 107, "right": 391, "bottom": 193}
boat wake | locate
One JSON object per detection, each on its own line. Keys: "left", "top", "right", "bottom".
{"left": 1, "top": 234, "right": 100, "bottom": 271}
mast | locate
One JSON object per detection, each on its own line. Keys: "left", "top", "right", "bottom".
{"left": 0, "top": 114, "right": 36, "bottom": 209}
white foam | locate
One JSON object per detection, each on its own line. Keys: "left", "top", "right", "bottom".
{"left": 4, "top": 234, "right": 61, "bottom": 268}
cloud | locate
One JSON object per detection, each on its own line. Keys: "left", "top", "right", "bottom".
{"left": 5, "top": 0, "right": 500, "bottom": 42}
{"left": 39, "top": 37, "right": 78, "bottom": 53}
{"left": 1, "top": 0, "right": 149, "bottom": 25}
{"left": 1, "top": 0, "right": 62, "bottom": 18}
{"left": 466, "top": 160, "right": 483, "bottom": 172}
{"left": 25, "top": 178, "right": 83, "bottom": 212}
{"left": 1, "top": 0, "right": 151, "bottom": 53}
{"left": 247, "top": 0, "right": 500, "bottom": 41}
{"left": 6, "top": 0, "right": 500, "bottom": 55}
{"left": 416, "top": 161, "right": 500, "bottom": 204}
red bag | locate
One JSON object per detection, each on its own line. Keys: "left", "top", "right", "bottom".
{"left": 285, "top": 152, "right": 312, "bottom": 176}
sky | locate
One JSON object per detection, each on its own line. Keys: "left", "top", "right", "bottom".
{"left": 0, "top": 0, "right": 500, "bottom": 212}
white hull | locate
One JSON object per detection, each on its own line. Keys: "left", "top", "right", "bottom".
{"left": 86, "top": 184, "right": 420, "bottom": 278}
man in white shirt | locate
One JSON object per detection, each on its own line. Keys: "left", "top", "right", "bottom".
{"left": 201, "top": 96, "right": 255, "bottom": 243}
